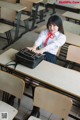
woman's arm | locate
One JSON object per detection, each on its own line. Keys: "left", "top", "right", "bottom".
{"left": 27, "top": 30, "right": 46, "bottom": 52}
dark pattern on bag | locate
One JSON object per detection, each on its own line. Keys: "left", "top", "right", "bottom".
{"left": 15, "top": 48, "right": 44, "bottom": 69}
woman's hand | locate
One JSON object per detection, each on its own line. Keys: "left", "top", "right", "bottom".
{"left": 34, "top": 48, "right": 46, "bottom": 54}
{"left": 27, "top": 46, "right": 36, "bottom": 51}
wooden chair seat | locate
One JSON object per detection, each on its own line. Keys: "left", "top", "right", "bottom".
{"left": 32, "top": 6, "right": 45, "bottom": 12}
{"left": 0, "top": 22, "right": 14, "bottom": 49}
{"left": 0, "top": 22, "right": 13, "bottom": 34}
{"left": 21, "top": 14, "right": 30, "bottom": 21}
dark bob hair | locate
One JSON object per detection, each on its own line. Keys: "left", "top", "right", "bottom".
{"left": 47, "top": 15, "right": 64, "bottom": 34}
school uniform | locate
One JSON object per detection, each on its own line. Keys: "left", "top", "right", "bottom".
{"left": 35, "top": 29, "right": 66, "bottom": 64}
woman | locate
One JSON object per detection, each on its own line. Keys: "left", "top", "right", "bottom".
{"left": 27, "top": 15, "right": 66, "bottom": 117}
{"left": 27, "top": 15, "right": 66, "bottom": 64}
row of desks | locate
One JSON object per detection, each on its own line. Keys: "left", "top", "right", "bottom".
{"left": 0, "top": 0, "right": 43, "bottom": 49}
{"left": 0, "top": 0, "right": 27, "bottom": 44}
{"left": 0, "top": 48, "right": 80, "bottom": 102}
{"left": 0, "top": 0, "right": 43, "bottom": 33}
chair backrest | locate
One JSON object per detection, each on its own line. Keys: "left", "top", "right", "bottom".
{"left": 63, "top": 21, "right": 80, "bottom": 35}
{"left": 1, "top": 0, "right": 16, "bottom": 22}
{"left": 66, "top": 45, "right": 80, "bottom": 64}
{"left": 33, "top": 87, "right": 72, "bottom": 120}
{"left": 0, "top": 70, "right": 25, "bottom": 99}
{"left": 20, "top": 0, "right": 33, "bottom": 13}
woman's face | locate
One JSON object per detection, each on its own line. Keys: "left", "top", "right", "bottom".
{"left": 48, "top": 24, "right": 59, "bottom": 34}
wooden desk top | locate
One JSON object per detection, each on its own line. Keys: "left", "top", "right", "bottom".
{"left": 65, "top": 32, "right": 80, "bottom": 47}
{"left": 74, "top": 4, "right": 80, "bottom": 9}
{"left": 0, "top": 48, "right": 80, "bottom": 98}
{"left": 0, "top": 1, "right": 27, "bottom": 12}
{"left": 26, "top": 0, "right": 43, "bottom": 4}
{"left": 67, "top": 45, "right": 80, "bottom": 64}
{"left": 62, "top": 11, "right": 80, "bottom": 21}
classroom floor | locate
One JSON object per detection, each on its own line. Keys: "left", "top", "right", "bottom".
{"left": 0, "top": 8, "right": 80, "bottom": 120}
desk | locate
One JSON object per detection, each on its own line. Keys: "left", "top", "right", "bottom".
{"left": 29, "top": 0, "right": 43, "bottom": 30}
{"left": 65, "top": 32, "right": 80, "bottom": 47}
{"left": 62, "top": 11, "right": 80, "bottom": 23}
{"left": 27, "top": 0, "right": 43, "bottom": 3}
{"left": 0, "top": 48, "right": 80, "bottom": 102}
{"left": 66, "top": 45, "right": 80, "bottom": 64}
{"left": 0, "top": 1, "right": 26, "bottom": 12}
{"left": 0, "top": 1, "right": 27, "bottom": 42}
{"left": 74, "top": 4, "right": 80, "bottom": 12}
{"left": 20, "top": 0, "right": 43, "bottom": 30}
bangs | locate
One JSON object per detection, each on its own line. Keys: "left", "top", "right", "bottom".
{"left": 47, "top": 15, "right": 62, "bottom": 28}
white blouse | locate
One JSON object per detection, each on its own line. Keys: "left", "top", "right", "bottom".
{"left": 35, "top": 29, "right": 66, "bottom": 55}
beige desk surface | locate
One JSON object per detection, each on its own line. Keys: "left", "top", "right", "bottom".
{"left": 62, "top": 11, "right": 80, "bottom": 21}
{"left": 26, "top": 0, "right": 43, "bottom": 4}
{"left": 67, "top": 45, "right": 80, "bottom": 64}
{"left": 0, "top": 48, "right": 80, "bottom": 98}
{"left": 65, "top": 32, "right": 80, "bottom": 47}
{"left": 0, "top": 1, "right": 27, "bottom": 12}
{"left": 74, "top": 4, "right": 80, "bottom": 9}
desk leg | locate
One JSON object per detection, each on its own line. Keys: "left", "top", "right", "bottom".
{"left": 28, "top": 86, "right": 40, "bottom": 118}
{"left": 50, "top": 3, "right": 56, "bottom": 15}
{"left": 2, "top": 31, "right": 13, "bottom": 50}
{"left": 14, "top": 11, "right": 21, "bottom": 41}
{"left": 30, "top": 3, "right": 39, "bottom": 30}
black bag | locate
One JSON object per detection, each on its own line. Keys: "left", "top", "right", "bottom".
{"left": 15, "top": 48, "right": 44, "bottom": 69}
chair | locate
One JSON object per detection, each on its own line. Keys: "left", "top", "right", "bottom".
{"left": 28, "top": 86, "right": 72, "bottom": 120}
{"left": 20, "top": 0, "right": 33, "bottom": 14}
{"left": 0, "top": 0, "right": 16, "bottom": 49}
{"left": 65, "top": 45, "right": 80, "bottom": 68}
{"left": 32, "top": 0, "right": 48, "bottom": 23}
{"left": 0, "top": 70, "right": 25, "bottom": 120}
{"left": 0, "top": 22, "right": 14, "bottom": 46}
{"left": 20, "top": 0, "right": 32, "bottom": 31}
{"left": 1, "top": 0, "right": 16, "bottom": 22}
{"left": 0, "top": 0, "right": 30, "bottom": 47}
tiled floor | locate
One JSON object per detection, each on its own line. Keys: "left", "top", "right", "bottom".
{"left": 0, "top": 8, "right": 80, "bottom": 120}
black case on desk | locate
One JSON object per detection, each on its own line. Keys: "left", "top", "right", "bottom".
{"left": 15, "top": 48, "right": 44, "bottom": 69}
